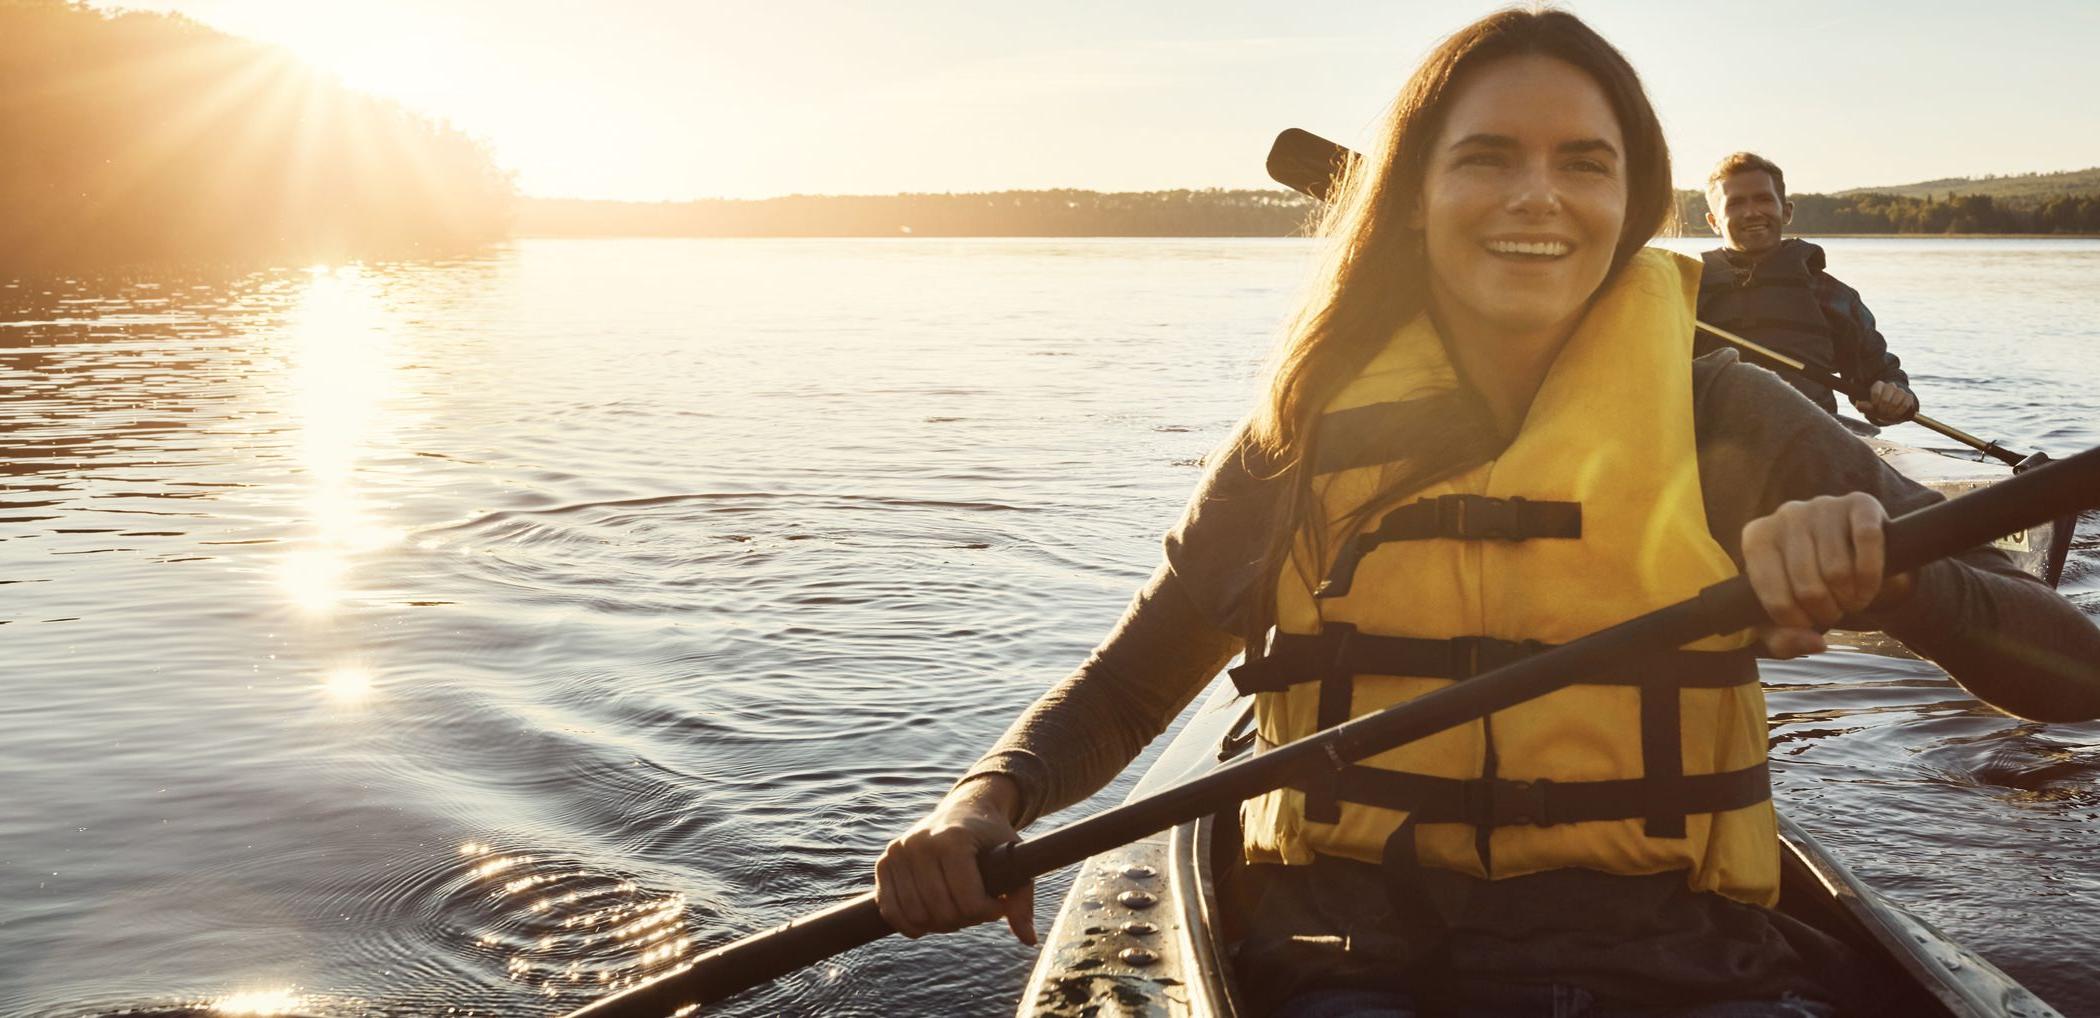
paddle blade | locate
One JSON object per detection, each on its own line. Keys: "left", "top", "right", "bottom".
{"left": 1266, "top": 128, "right": 1355, "bottom": 202}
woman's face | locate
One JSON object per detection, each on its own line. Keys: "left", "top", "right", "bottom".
{"left": 1415, "top": 54, "right": 1629, "bottom": 346}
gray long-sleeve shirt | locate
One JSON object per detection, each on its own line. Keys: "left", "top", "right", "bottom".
{"left": 965, "top": 350, "right": 2100, "bottom": 828}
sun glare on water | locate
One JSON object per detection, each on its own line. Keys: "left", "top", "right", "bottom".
{"left": 276, "top": 266, "right": 406, "bottom": 615}
{"left": 322, "top": 666, "right": 375, "bottom": 703}
{"left": 212, "top": 988, "right": 305, "bottom": 1015}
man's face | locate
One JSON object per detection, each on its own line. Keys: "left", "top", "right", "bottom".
{"left": 1705, "top": 169, "right": 1793, "bottom": 255}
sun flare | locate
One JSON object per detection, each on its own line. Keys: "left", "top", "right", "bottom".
{"left": 212, "top": 988, "right": 305, "bottom": 1015}
{"left": 276, "top": 266, "right": 405, "bottom": 614}
{"left": 322, "top": 667, "right": 375, "bottom": 703}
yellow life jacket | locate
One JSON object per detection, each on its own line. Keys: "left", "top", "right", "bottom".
{"left": 1234, "top": 249, "right": 1778, "bottom": 907}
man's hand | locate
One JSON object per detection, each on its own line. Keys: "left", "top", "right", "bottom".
{"left": 1852, "top": 380, "right": 1918, "bottom": 425}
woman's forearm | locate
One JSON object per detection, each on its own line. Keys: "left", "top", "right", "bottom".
{"left": 1873, "top": 554, "right": 2100, "bottom": 723}
{"left": 960, "top": 563, "right": 1243, "bottom": 828}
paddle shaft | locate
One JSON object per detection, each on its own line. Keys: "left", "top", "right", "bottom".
{"left": 1690, "top": 320, "right": 2028, "bottom": 467}
{"left": 560, "top": 444, "right": 2100, "bottom": 1018}
{"left": 1264, "top": 128, "right": 2035, "bottom": 469}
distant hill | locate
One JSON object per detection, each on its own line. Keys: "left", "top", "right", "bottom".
{"left": 518, "top": 190, "right": 1319, "bottom": 239}
{"left": 1839, "top": 167, "right": 2100, "bottom": 202}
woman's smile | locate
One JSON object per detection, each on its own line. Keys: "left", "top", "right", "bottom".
{"left": 1482, "top": 236, "right": 1576, "bottom": 260}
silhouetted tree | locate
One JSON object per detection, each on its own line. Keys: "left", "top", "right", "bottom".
{"left": 0, "top": 0, "right": 513, "bottom": 272}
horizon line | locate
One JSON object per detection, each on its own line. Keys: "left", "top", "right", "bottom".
{"left": 519, "top": 165, "right": 2100, "bottom": 206}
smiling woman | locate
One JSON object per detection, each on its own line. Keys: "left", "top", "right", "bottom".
{"left": 858, "top": 8, "right": 2100, "bottom": 1018}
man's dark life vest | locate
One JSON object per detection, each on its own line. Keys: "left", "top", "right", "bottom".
{"left": 1697, "top": 240, "right": 1841, "bottom": 414}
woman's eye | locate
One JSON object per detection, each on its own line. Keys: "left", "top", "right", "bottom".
{"left": 1455, "top": 152, "right": 1506, "bottom": 168}
{"left": 1565, "top": 159, "right": 1612, "bottom": 175}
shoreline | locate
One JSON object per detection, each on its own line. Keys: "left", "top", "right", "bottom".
{"left": 9, "top": 233, "right": 2097, "bottom": 280}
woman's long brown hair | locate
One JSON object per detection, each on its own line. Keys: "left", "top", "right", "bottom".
{"left": 1234, "top": 9, "right": 1675, "bottom": 654}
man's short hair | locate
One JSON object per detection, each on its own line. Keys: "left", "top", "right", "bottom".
{"left": 1706, "top": 152, "right": 1787, "bottom": 203}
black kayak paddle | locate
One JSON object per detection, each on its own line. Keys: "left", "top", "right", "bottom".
{"left": 560, "top": 444, "right": 2100, "bottom": 1017}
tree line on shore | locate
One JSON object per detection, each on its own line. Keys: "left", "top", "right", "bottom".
{"left": 524, "top": 185, "right": 2100, "bottom": 240}
{"left": 518, "top": 190, "right": 1317, "bottom": 238}
{"left": 0, "top": 0, "right": 511, "bottom": 273}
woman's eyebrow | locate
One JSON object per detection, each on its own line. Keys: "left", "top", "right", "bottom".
{"left": 1446, "top": 134, "right": 1620, "bottom": 159}
{"left": 1558, "top": 138, "right": 1620, "bottom": 158}
{"left": 1447, "top": 133, "right": 1518, "bottom": 150}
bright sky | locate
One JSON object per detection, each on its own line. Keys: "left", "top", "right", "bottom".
{"left": 99, "top": 0, "right": 2100, "bottom": 201}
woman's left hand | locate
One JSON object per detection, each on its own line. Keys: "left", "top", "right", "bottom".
{"left": 1739, "top": 492, "right": 1915, "bottom": 658}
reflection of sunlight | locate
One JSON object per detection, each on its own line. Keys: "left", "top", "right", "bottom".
{"left": 322, "top": 666, "right": 374, "bottom": 702}
{"left": 212, "top": 989, "right": 305, "bottom": 1015}
{"left": 280, "top": 549, "right": 350, "bottom": 614}
{"left": 449, "top": 841, "right": 696, "bottom": 997}
{"left": 279, "top": 266, "right": 404, "bottom": 614}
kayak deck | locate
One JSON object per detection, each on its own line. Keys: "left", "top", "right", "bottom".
{"left": 1019, "top": 685, "right": 2063, "bottom": 1018}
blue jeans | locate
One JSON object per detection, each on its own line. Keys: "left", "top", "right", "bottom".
{"left": 1272, "top": 985, "right": 1837, "bottom": 1018}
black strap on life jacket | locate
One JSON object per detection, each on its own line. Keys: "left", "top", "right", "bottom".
{"left": 1241, "top": 621, "right": 1762, "bottom": 838}
{"left": 1228, "top": 623, "right": 1757, "bottom": 695}
{"left": 1314, "top": 494, "right": 1582, "bottom": 599}
{"left": 1301, "top": 759, "right": 1771, "bottom": 829}
{"left": 1313, "top": 394, "right": 1495, "bottom": 476}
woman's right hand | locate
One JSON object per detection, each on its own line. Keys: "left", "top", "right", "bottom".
{"left": 874, "top": 774, "right": 1037, "bottom": 944}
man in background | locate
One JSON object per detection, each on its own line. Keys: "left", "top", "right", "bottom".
{"left": 1697, "top": 152, "right": 1919, "bottom": 424}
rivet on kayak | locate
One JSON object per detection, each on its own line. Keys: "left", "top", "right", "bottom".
{"left": 1118, "top": 946, "right": 1160, "bottom": 967}
{"left": 1116, "top": 889, "right": 1158, "bottom": 910}
{"left": 1122, "top": 864, "right": 1158, "bottom": 880}
{"left": 1122, "top": 921, "right": 1159, "bottom": 936}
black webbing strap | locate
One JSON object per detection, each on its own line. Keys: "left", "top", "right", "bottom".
{"left": 1303, "top": 624, "right": 1359, "bottom": 824}
{"left": 1313, "top": 395, "right": 1485, "bottom": 476}
{"left": 1475, "top": 714, "right": 1500, "bottom": 872}
{"left": 1229, "top": 627, "right": 1757, "bottom": 697}
{"left": 1302, "top": 760, "right": 1771, "bottom": 829}
{"left": 1379, "top": 817, "right": 1449, "bottom": 952}
{"left": 1640, "top": 663, "right": 1687, "bottom": 839}
{"left": 1315, "top": 495, "right": 1581, "bottom": 599}
{"left": 1241, "top": 621, "right": 1763, "bottom": 836}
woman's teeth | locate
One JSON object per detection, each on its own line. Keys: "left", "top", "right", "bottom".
{"left": 1485, "top": 239, "right": 1569, "bottom": 258}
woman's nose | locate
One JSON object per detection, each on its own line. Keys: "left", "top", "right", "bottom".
{"left": 1504, "top": 163, "right": 1561, "bottom": 216}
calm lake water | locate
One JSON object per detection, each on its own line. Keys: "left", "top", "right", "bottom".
{"left": 3, "top": 237, "right": 2097, "bottom": 1017}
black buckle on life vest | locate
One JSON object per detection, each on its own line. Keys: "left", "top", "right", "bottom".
{"left": 1463, "top": 777, "right": 1558, "bottom": 827}
{"left": 1436, "top": 493, "right": 1523, "bottom": 540}
{"left": 1315, "top": 495, "right": 1580, "bottom": 599}
{"left": 1449, "top": 636, "right": 1549, "bottom": 678}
